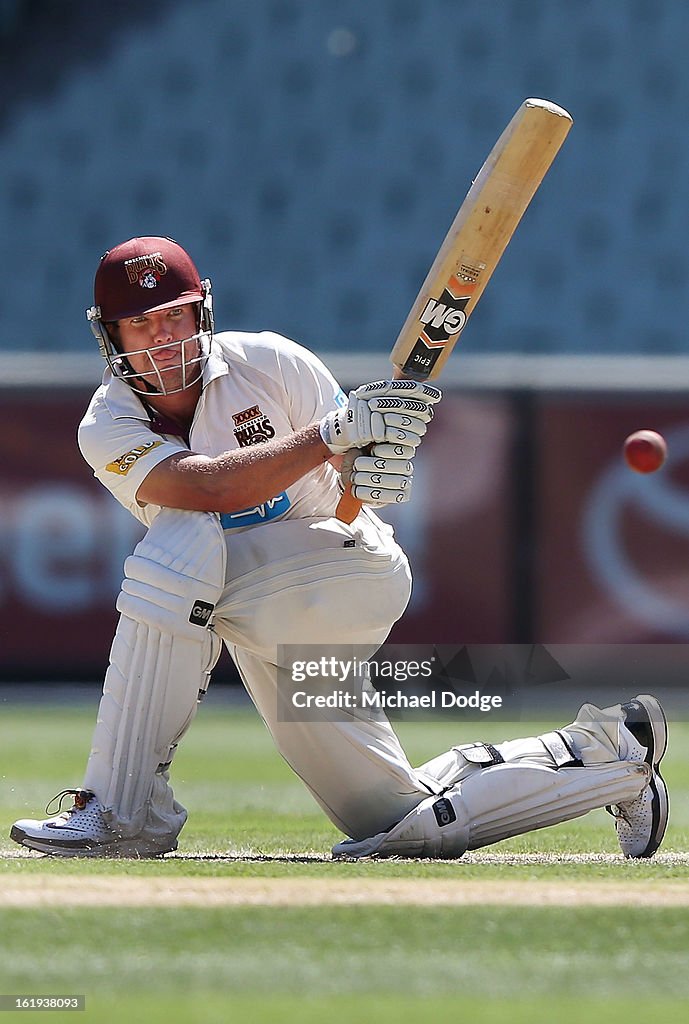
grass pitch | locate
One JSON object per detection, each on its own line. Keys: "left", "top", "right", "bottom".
{"left": 1, "top": 689, "right": 688, "bottom": 1023}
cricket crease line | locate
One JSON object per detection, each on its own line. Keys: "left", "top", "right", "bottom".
{"left": 3, "top": 876, "right": 689, "bottom": 908}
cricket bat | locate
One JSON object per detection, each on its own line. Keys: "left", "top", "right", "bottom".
{"left": 336, "top": 97, "right": 573, "bottom": 524}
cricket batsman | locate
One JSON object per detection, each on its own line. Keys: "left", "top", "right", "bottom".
{"left": 10, "top": 237, "right": 669, "bottom": 860}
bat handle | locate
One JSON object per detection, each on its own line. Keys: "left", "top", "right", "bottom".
{"left": 335, "top": 483, "right": 363, "bottom": 524}
{"left": 335, "top": 446, "right": 366, "bottom": 523}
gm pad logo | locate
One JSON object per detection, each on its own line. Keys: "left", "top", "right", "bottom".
{"left": 432, "top": 798, "right": 457, "bottom": 828}
{"left": 189, "top": 600, "right": 214, "bottom": 628}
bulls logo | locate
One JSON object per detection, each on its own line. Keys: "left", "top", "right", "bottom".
{"left": 124, "top": 252, "right": 168, "bottom": 288}
{"left": 232, "top": 405, "right": 277, "bottom": 447}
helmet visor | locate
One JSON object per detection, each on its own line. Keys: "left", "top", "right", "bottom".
{"left": 108, "top": 328, "right": 211, "bottom": 396}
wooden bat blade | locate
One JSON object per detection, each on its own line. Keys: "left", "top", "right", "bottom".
{"left": 336, "top": 97, "right": 572, "bottom": 524}
{"left": 391, "top": 98, "right": 572, "bottom": 381}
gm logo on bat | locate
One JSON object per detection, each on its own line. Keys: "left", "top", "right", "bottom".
{"left": 419, "top": 297, "right": 467, "bottom": 340}
{"left": 404, "top": 287, "right": 471, "bottom": 378}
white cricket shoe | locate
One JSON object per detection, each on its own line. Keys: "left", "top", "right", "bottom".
{"left": 10, "top": 789, "right": 176, "bottom": 858}
{"left": 609, "top": 694, "right": 669, "bottom": 858}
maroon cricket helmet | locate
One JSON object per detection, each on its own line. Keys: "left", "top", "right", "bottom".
{"left": 94, "top": 236, "right": 205, "bottom": 322}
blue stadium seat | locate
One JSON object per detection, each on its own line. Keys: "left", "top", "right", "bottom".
{"left": 1, "top": 0, "right": 689, "bottom": 356}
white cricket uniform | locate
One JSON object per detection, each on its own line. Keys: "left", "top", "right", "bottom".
{"left": 78, "top": 331, "right": 438, "bottom": 840}
{"left": 77, "top": 331, "right": 644, "bottom": 854}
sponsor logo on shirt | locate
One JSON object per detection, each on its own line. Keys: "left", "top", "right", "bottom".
{"left": 220, "top": 492, "right": 291, "bottom": 529}
{"left": 232, "top": 405, "right": 276, "bottom": 446}
{"left": 105, "top": 439, "right": 163, "bottom": 475}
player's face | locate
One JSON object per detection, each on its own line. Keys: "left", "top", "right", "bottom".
{"left": 116, "top": 305, "right": 200, "bottom": 393}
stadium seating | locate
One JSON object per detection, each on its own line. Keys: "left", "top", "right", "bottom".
{"left": 1, "top": 0, "right": 689, "bottom": 355}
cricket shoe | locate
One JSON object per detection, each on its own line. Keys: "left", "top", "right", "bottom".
{"left": 608, "top": 694, "right": 669, "bottom": 858}
{"left": 9, "top": 789, "right": 176, "bottom": 858}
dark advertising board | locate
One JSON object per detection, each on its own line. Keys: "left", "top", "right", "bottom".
{"left": 0, "top": 390, "right": 512, "bottom": 678}
{"left": 537, "top": 397, "right": 689, "bottom": 642}
{"left": 3, "top": 385, "right": 689, "bottom": 679}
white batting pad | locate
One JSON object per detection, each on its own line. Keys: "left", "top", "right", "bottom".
{"left": 334, "top": 759, "right": 650, "bottom": 859}
{"left": 332, "top": 792, "right": 469, "bottom": 859}
{"left": 462, "top": 759, "right": 650, "bottom": 850}
{"left": 83, "top": 509, "right": 225, "bottom": 841}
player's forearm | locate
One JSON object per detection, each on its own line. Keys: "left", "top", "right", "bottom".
{"left": 136, "top": 423, "right": 332, "bottom": 512}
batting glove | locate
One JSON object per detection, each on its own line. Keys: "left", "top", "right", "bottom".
{"left": 319, "top": 380, "right": 441, "bottom": 455}
{"left": 340, "top": 442, "right": 416, "bottom": 507}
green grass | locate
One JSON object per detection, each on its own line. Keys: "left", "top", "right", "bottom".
{"left": 3, "top": 698, "right": 687, "bottom": 871}
{"left": 1, "top": 694, "right": 688, "bottom": 1022}
{"left": 1, "top": 906, "right": 689, "bottom": 1023}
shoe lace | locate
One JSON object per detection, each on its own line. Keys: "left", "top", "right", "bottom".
{"left": 605, "top": 803, "right": 632, "bottom": 826}
{"left": 45, "top": 788, "right": 94, "bottom": 815}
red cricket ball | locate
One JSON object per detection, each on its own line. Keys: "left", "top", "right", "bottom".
{"left": 623, "top": 429, "right": 668, "bottom": 474}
